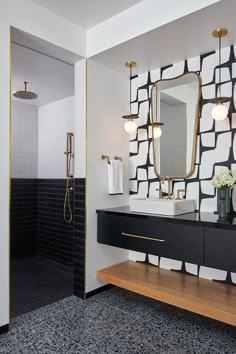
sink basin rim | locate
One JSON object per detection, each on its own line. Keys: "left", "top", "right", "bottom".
{"left": 130, "top": 198, "right": 196, "bottom": 216}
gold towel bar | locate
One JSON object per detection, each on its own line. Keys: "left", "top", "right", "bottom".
{"left": 122, "top": 232, "right": 166, "bottom": 242}
{"left": 114, "top": 156, "right": 122, "bottom": 161}
{"left": 101, "top": 155, "right": 111, "bottom": 164}
{"left": 101, "top": 155, "right": 122, "bottom": 164}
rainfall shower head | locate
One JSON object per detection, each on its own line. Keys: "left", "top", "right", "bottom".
{"left": 13, "top": 82, "right": 38, "bottom": 100}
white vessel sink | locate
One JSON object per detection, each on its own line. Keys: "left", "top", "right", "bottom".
{"left": 130, "top": 198, "right": 195, "bottom": 216}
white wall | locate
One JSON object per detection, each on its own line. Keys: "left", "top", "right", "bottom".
{"left": 74, "top": 60, "right": 87, "bottom": 179}
{"left": 86, "top": 60, "right": 130, "bottom": 292}
{"left": 0, "top": 0, "right": 86, "bottom": 327}
{"left": 38, "top": 96, "right": 74, "bottom": 179}
{"left": 11, "top": 101, "right": 38, "bottom": 178}
{"left": 1, "top": 0, "right": 86, "bottom": 57}
{"left": 0, "top": 25, "right": 12, "bottom": 327}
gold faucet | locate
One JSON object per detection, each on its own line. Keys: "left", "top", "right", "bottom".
{"left": 155, "top": 188, "right": 163, "bottom": 199}
{"left": 161, "top": 176, "right": 172, "bottom": 199}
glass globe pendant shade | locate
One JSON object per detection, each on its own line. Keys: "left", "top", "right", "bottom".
{"left": 211, "top": 102, "right": 228, "bottom": 121}
{"left": 124, "top": 119, "right": 137, "bottom": 134}
{"left": 153, "top": 125, "right": 162, "bottom": 139}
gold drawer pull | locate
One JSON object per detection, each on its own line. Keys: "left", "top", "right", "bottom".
{"left": 122, "top": 232, "right": 166, "bottom": 242}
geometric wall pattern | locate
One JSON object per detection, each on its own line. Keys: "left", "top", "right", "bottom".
{"left": 129, "top": 45, "right": 236, "bottom": 284}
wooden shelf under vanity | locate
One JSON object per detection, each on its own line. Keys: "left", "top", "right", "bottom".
{"left": 97, "top": 260, "right": 236, "bottom": 326}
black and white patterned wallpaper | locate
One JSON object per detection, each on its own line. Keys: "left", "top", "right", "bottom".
{"left": 129, "top": 45, "right": 236, "bottom": 284}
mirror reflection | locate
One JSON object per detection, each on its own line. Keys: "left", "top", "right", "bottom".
{"left": 151, "top": 72, "right": 201, "bottom": 178}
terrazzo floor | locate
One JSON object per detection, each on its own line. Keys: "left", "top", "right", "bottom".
{"left": 1, "top": 286, "right": 236, "bottom": 353}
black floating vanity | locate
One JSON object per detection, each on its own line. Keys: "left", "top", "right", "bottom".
{"left": 97, "top": 206, "right": 236, "bottom": 273}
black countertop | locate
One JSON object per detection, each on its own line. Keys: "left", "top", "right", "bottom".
{"left": 96, "top": 206, "right": 236, "bottom": 230}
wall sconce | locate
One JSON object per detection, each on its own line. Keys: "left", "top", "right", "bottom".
{"left": 153, "top": 122, "right": 163, "bottom": 139}
{"left": 210, "top": 28, "right": 230, "bottom": 121}
{"left": 152, "top": 82, "right": 164, "bottom": 139}
{"left": 122, "top": 61, "right": 139, "bottom": 134}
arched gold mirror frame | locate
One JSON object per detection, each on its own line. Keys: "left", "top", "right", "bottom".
{"left": 150, "top": 71, "right": 202, "bottom": 179}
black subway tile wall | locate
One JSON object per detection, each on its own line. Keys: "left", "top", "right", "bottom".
{"left": 37, "top": 179, "right": 74, "bottom": 267}
{"left": 73, "top": 178, "right": 86, "bottom": 298}
{"left": 11, "top": 178, "right": 86, "bottom": 296}
{"left": 11, "top": 179, "right": 38, "bottom": 258}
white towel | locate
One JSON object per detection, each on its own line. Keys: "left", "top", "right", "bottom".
{"left": 108, "top": 159, "right": 123, "bottom": 195}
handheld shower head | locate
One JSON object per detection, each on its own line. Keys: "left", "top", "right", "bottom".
{"left": 13, "top": 82, "right": 38, "bottom": 100}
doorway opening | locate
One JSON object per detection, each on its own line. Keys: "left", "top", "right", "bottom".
{"left": 10, "top": 27, "right": 78, "bottom": 318}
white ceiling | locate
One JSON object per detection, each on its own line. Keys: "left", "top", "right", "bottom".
{"left": 12, "top": 42, "right": 74, "bottom": 107}
{"left": 12, "top": 28, "right": 82, "bottom": 65}
{"left": 91, "top": 0, "right": 236, "bottom": 75}
{"left": 32, "top": 0, "right": 144, "bottom": 29}
{"left": 12, "top": 0, "right": 235, "bottom": 108}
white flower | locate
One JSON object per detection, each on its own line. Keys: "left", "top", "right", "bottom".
{"left": 211, "top": 168, "right": 236, "bottom": 189}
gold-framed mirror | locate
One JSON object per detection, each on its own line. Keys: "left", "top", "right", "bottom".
{"left": 150, "top": 72, "right": 201, "bottom": 179}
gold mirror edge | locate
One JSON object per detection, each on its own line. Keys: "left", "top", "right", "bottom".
{"left": 151, "top": 71, "right": 201, "bottom": 180}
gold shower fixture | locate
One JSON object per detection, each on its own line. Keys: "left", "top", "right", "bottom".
{"left": 13, "top": 81, "right": 38, "bottom": 100}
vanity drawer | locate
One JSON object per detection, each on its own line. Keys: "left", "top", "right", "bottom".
{"left": 97, "top": 214, "right": 204, "bottom": 264}
{"left": 204, "top": 228, "right": 236, "bottom": 272}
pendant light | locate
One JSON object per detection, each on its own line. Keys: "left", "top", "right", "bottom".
{"left": 122, "top": 61, "right": 138, "bottom": 134}
{"left": 153, "top": 81, "right": 163, "bottom": 139}
{"left": 153, "top": 122, "right": 163, "bottom": 139}
{"left": 210, "top": 28, "right": 230, "bottom": 121}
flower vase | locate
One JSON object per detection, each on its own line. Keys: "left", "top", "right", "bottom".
{"left": 217, "top": 187, "right": 230, "bottom": 218}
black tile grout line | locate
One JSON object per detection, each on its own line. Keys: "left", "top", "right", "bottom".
{"left": 11, "top": 257, "right": 74, "bottom": 317}
{"left": 15, "top": 256, "right": 73, "bottom": 271}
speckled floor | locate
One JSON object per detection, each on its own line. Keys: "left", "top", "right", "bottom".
{"left": 1, "top": 287, "right": 236, "bottom": 353}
